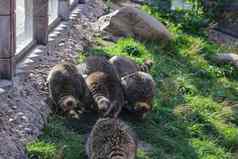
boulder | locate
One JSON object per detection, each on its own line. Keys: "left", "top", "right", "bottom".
{"left": 213, "top": 53, "right": 238, "bottom": 68}
{"left": 96, "top": 6, "right": 172, "bottom": 43}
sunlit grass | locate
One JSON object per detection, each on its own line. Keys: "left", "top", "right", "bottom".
{"left": 27, "top": 116, "right": 85, "bottom": 159}
{"left": 27, "top": 141, "right": 58, "bottom": 159}
{"left": 28, "top": 2, "right": 238, "bottom": 159}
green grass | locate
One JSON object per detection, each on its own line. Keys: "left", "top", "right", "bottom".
{"left": 27, "top": 3, "right": 238, "bottom": 159}
{"left": 27, "top": 116, "right": 86, "bottom": 159}
{"left": 27, "top": 141, "right": 58, "bottom": 159}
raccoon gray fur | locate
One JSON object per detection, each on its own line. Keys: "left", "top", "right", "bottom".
{"left": 47, "top": 63, "right": 91, "bottom": 113}
{"left": 85, "top": 71, "right": 124, "bottom": 117}
{"left": 121, "top": 71, "right": 156, "bottom": 118}
{"left": 77, "top": 56, "right": 120, "bottom": 81}
{"left": 139, "top": 59, "right": 154, "bottom": 73}
{"left": 109, "top": 56, "right": 154, "bottom": 78}
{"left": 86, "top": 118, "right": 137, "bottom": 159}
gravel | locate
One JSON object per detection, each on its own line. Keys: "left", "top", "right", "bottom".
{"left": 0, "top": 0, "right": 107, "bottom": 158}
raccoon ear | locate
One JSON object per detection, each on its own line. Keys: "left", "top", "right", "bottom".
{"left": 104, "top": 101, "right": 121, "bottom": 118}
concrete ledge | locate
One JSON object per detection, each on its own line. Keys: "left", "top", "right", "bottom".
{"left": 208, "top": 29, "right": 238, "bottom": 46}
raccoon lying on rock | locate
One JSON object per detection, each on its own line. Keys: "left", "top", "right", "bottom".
{"left": 86, "top": 71, "right": 124, "bottom": 117}
{"left": 121, "top": 71, "right": 156, "bottom": 118}
{"left": 86, "top": 118, "right": 137, "bottom": 159}
{"left": 47, "top": 63, "right": 91, "bottom": 114}
{"left": 109, "top": 56, "right": 154, "bottom": 78}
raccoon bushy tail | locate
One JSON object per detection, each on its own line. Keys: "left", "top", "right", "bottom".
{"left": 90, "top": 84, "right": 111, "bottom": 113}
{"left": 104, "top": 101, "right": 122, "bottom": 118}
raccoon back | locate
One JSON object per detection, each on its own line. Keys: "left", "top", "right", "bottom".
{"left": 48, "top": 63, "right": 88, "bottom": 104}
{"left": 121, "top": 71, "right": 156, "bottom": 104}
{"left": 77, "top": 56, "right": 120, "bottom": 81}
{"left": 86, "top": 118, "right": 137, "bottom": 159}
{"left": 86, "top": 71, "right": 124, "bottom": 114}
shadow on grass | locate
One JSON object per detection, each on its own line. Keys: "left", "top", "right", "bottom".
{"left": 141, "top": 40, "right": 238, "bottom": 157}
{"left": 63, "top": 111, "right": 100, "bottom": 134}
{"left": 27, "top": 102, "right": 93, "bottom": 158}
{"left": 120, "top": 108, "right": 199, "bottom": 159}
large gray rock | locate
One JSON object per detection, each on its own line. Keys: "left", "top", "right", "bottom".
{"left": 213, "top": 53, "right": 238, "bottom": 68}
{"left": 96, "top": 6, "right": 172, "bottom": 43}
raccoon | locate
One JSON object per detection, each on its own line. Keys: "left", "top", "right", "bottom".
{"left": 139, "top": 59, "right": 154, "bottom": 73}
{"left": 77, "top": 56, "right": 120, "bottom": 81}
{"left": 47, "top": 63, "right": 90, "bottom": 114}
{"left": 121, "top": 71, "right": 156, "bottom": 118}
{"left": 85, "top": 71, "right": 124, "bottom": 117}
{"left": 86, "top": 118, "right": 137, "bottom": 159}
{"left": 109, "top": 56, "right": 154, "bottom": 78}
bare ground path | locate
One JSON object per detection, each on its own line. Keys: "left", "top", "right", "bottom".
{"left": 0, "top": 0, "right": 107, "bottom": 158}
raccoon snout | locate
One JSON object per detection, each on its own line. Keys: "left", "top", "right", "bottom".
{"left": 61, "top": 96, "right": 77, "bottom": 112}
{"left": 144, "top": 59, "right": 154, "bottom": 67}
{"left": 134, "top": 102, "right": 151, "bottom": 118}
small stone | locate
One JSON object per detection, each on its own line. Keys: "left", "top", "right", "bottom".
{"left": 18, "top": 125, "right": 24, "bottom": 129}
{"left": 0, "top": 88, "right": 6, "bottom": 94}
{"left": 24, "top": 128, "right": 33, "bottom": 134}
{"left": 58, "top": 42, "right": 65, "bottom": 47}
{"left": 21, "top": 116, "right": 28, "bottom": 121}
{"left": 17, "top": 112, "right": 24, "bottom": 117}
{"left": 12, "top": 106, "right": 17, "bottom": 110}
{"left": 9, "top": 118, "right": 14, "bottom": 122}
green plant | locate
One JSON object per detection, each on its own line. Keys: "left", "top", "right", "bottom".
{"left": 27, "top": 141, "right": 58, "bottom": 159}
{"left": 104, "top": 0, "right": 112, "bottom": 14}
{"left": 27, "top": 116, "right": 85, "bottom": 159}
{"left": 123, "top": 45, "right": 141, "bottom": 57}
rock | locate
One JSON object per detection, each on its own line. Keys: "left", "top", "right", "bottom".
{"left": 131, "top": 0, "right": 148, "bottom": 5}
{"left": 213, "top": 53, "right": 238, "bottom": 68}
{"left": 96, "top": 6, "right": 172, "bottom": 43}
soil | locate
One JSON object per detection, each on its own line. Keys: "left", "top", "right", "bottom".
{"left": 0, "top": 0, "right": 107, "bottom": 158}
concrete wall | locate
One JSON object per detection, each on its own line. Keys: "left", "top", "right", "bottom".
{"left": 0, "top": 0, "right": 16, "bottom": 80}
{"left": 33, "top": 0, "right": 49, "bottom": 45}
{"left": 0, "top": 0, "right": 80, "bottom": 80}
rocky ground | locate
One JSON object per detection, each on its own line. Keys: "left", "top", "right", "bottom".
{"left": 0, "top": 0, "right": 108, "bottom": 158}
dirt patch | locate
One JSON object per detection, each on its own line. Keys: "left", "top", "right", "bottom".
{"left": 0, "top": 0, "right": 107, "bottom": 158}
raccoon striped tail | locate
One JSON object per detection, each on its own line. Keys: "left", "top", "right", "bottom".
{"left": 94, "top": 95, "right": 110, "bottom": 113}
{"left": 109, "top": 147, "right": 127, "bottom": 159}
{"left": 137, "top": 59, "right": 154, "bottom": 73}
{"left": 104, "top": 101, "right": 122, "bottom": 118}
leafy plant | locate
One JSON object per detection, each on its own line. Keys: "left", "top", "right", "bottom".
{"left": 123, "top": 45, "right": 141, "bottom": 57}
